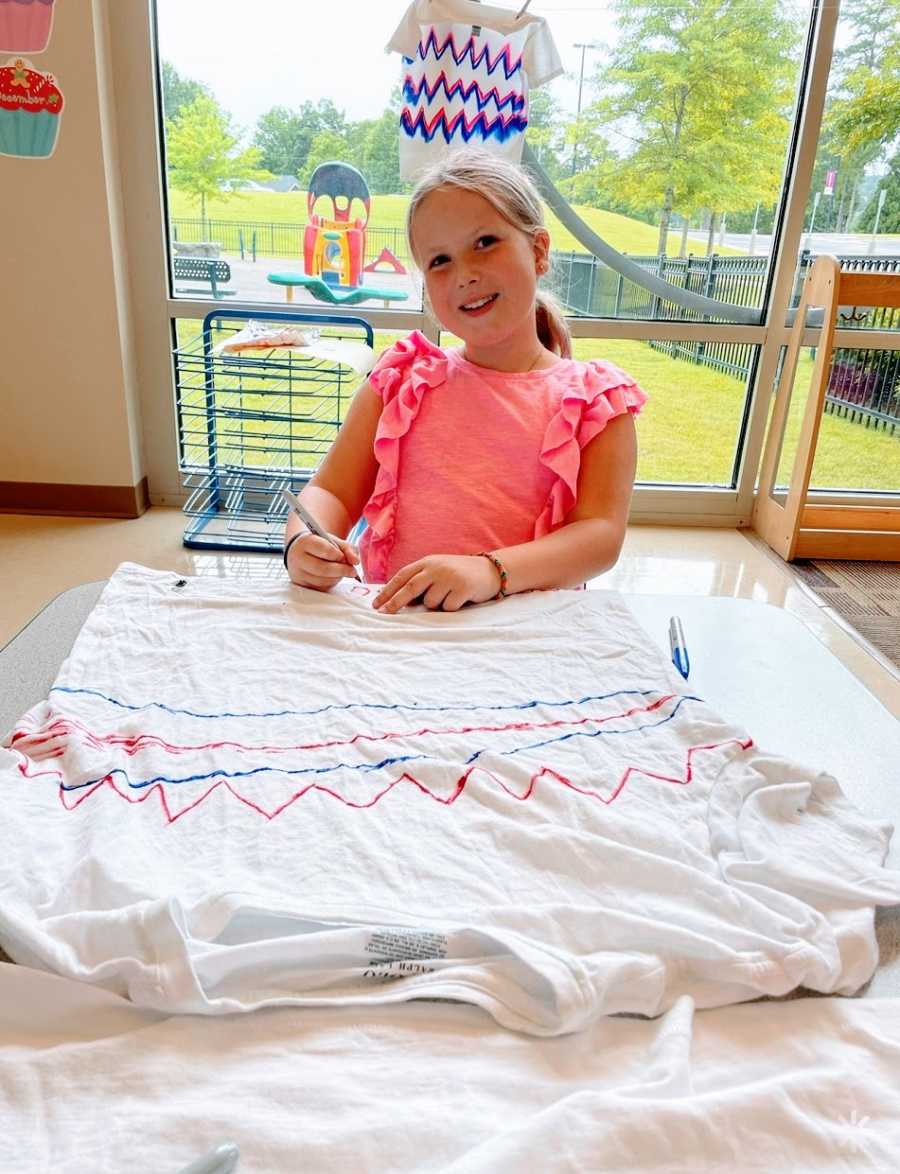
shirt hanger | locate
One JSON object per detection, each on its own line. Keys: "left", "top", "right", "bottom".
{"left": 428, "top": 0, "right": 533, "bottom": 36}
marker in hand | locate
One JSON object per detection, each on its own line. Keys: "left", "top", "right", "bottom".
{"left": 281, "top": 487, "right": 361, "bottom": 582}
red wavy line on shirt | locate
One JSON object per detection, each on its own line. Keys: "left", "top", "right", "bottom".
{"left": 10, "top": 695, "right": 675, "bottom": 759}
{"left": 40, "top": 737, "right": 753, "bottom": 825}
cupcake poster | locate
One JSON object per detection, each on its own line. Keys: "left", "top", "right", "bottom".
{"left": 0, "top": 57, "right": 63, "bottom": 157}
{"left": 0, "top": 0, "right": 57, "bottom": 55}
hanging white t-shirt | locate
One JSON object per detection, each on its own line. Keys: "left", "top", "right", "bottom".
{"left": 387, "top": 0, "right": 563, "bottom": 179}
{"left": 1, "top": 563, "right": 899, "bottom": 1035}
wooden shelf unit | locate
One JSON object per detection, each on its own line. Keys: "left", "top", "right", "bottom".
{"left": 753, "top": 255, "right": 900, "bottom": 562}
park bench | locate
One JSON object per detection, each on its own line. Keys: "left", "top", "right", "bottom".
{"left": 173, "top": 257, "right": 235, "bottom": 299}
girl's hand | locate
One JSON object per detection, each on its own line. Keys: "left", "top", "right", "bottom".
{"left": 286, "top": 532, "right": 360, "bottom": 591}
{"left": 373, "top": 554, "right": 501, "bottom": 613}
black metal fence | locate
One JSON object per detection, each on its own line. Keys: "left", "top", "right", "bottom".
{"left": 172, "top": 217, "right": 411, "bottom": 267}
{"left": 552, "top": 248, "right": 900, "bottom": 431}
{"left": 170, "top": 214, "right": 900, "bottom": 431}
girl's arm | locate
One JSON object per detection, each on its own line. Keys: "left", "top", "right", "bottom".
{"left": 373, "top": 412, "right": 637, "bottom": 611}
{"left": 284, "top": 381, "right": 382, "bottom": 586}
{"left": 290, "top": 380, "right": 382, "bottom": 538}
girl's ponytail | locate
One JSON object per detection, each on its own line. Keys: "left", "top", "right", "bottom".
{"left": 536, "top": 289, "right": 572, "bottom": 358}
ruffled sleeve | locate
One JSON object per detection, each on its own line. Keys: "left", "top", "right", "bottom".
{"left": 534, "top": 359, "right": 646, "bottom": 538}
{"left": 361, "top": 331, "right": 448, "bottom": 582}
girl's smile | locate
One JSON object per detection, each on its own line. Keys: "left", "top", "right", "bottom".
{"left": 460, "top": 292, "right": 499, "bottom": 315}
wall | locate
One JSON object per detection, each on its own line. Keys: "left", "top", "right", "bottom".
{"left": 0, "top": 0, "right": 146, "bottom": 515}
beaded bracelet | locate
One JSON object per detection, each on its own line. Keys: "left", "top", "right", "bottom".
{"left": 478, "top": 551, "right": 509, "bottom": 599}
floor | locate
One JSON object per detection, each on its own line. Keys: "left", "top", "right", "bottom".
{"left": 1, "top": 509, "right": 898, "bottom": 719}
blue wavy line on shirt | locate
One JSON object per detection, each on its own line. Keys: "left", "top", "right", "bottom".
{"left": 403, "top": 73, "right": 526, "bottom": 115}
{"left": 50, "top": 685, "right": 699, "bottom": 721}
{"left": 60, "top": 697, "right": 696, "bottom": 794}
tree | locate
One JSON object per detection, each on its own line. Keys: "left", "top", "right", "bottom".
{"left": 252, "top": 107, "right": 309, "bottom": 176}
{"left": 823, "top": 0, "right": 900, "bottom": 231}
{"left": 303, "top": 129, "right": 351, "bottom": 187}
{"left": 829, "top": 46, "right": 900, "bottom": 159}
{"left": 833, "top": 0, "right": 897, "bottom": 76}
{"left": 858, "top": 151, "right": 900, "bottom": 233}
{"left": 253, "top": 99, "right": 349, "bottom": 178}
{"left": 167, "top": 96, "right": 271, "bottom": 232}
{"left": 160, "top": 61, "right": 210, "bottom": 124}
{"left": 585, "top": 0, "right": 797, "bottom": 254}
{"left": 357, "top": 110, "right": 402, "bottom": 194}
{"left": 526, "top": 89, "right": 567, "bottom": 180}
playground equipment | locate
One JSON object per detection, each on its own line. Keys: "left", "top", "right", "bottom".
{"left": 269, "top": 161, "right": 409, "bottom": 308}
{"left": 303, "top": 162, "right": 370, "bottom": 288}
{"left": 267, "top": 272, "right": 409, "bottom": 307}
{"left": 365, "top": 246, "right": 407, "bottom": 276}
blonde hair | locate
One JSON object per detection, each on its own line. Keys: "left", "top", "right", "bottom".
{"left": 406, "top": 149, "right": 572, "bottom": 358}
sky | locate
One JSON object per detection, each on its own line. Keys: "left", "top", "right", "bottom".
{"left": 157, "top": 0, "right": 818, "bottom": 146}
{"left": 157, "top": 1, "right": 646, "bottom": 134}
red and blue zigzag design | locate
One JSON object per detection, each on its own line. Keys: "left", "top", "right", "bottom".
{"left": 403, "top": 70, "right": 527, "bottom": 116}
{"left": 401, "top": 106, "right": 527, "bottom": 146}
{"left": 414, "top": 29, "right": 524, "bottom": 81}
{"left": 10, "top": 688, "right": 753, "bottom": 825}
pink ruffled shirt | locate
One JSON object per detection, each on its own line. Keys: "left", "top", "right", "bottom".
{"left": 359, "top": 331, "right": 647, "bottom": 584}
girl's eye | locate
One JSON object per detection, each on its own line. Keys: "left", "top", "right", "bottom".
{"left": 475, "top": 235, "right": 498, "bottom": 250}
{"left": 428, "top": 254, "right": 449, "bottom": 269}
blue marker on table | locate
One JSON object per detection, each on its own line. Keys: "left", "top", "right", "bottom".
{"left": 669, "top": 616, "right": 690, "bottom": 679}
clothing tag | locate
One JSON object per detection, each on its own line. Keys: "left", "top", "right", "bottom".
{"left": 362, "top": 928, "right": 448, "bottom": 982}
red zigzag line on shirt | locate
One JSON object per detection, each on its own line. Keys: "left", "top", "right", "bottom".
{"left": 47, "top": 737, "right": 754, "bottom": 826}
{"left": 401, "top": 105, "right": 525, "bottom": 139}
{"left": 416, "top": 29, "right": 524, "bottom": 78}
{"left": 403, "top": 70, "right": 525, "bottom": 113}
{"left": 10, "top": 694, "right": 676, "bottom": 759}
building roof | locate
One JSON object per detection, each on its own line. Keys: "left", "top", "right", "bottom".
{"left": 238, "top": 175, "right": 302, "bottom": 193}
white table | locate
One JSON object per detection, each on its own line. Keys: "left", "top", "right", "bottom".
{"left": 626, "top": 595, "right": 900, "bottom": 845}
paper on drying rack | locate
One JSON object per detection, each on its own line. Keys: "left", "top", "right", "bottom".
{"left": 214, "top": 321, "right": 375, "bottom": 375}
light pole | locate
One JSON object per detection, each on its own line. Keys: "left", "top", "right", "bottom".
{"left": 749, "top": 202, "right": 760, "bottom": 256}
{"left": 571, "top": 41, "right": 602, "bottom": 176}
{"left": 867, "top": 188, "right": 887, "bottom": 256}
{"left": 802, "top": 190, "right": 821, "bottom": 254}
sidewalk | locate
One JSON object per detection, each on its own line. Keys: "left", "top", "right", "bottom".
{"left": 687, "top": 231, "right": 900, "bottom": 257}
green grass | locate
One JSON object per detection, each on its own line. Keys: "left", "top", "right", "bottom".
{"left": 593, "top": 341, "right": 897, "bottom": 489}
{"left": 173, "top": 319, "right": 898, "bottom": 492}
{"left": 779, "top": 352, "right": 900, "bottom": 492}
{"left": 167, "top": 188, "right": 744, "bottom": 259}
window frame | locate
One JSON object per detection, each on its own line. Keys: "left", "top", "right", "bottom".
{"left": 109, "top": 0, "right": 898, "bottom": 522}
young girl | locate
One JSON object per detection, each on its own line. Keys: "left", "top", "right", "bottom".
{"left": 284, "top": 150, "right": 646, "bottom": 614}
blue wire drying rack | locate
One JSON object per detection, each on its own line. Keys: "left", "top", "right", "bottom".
{"left": 173, "top": 309, "right": 374, "bottom": 552}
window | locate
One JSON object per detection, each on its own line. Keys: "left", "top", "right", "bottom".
{"left": 792, "top": 0, "right": 900, "bottom": 494}
{"left": 130, "top": 1, "right": 896, "bottom": 510}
